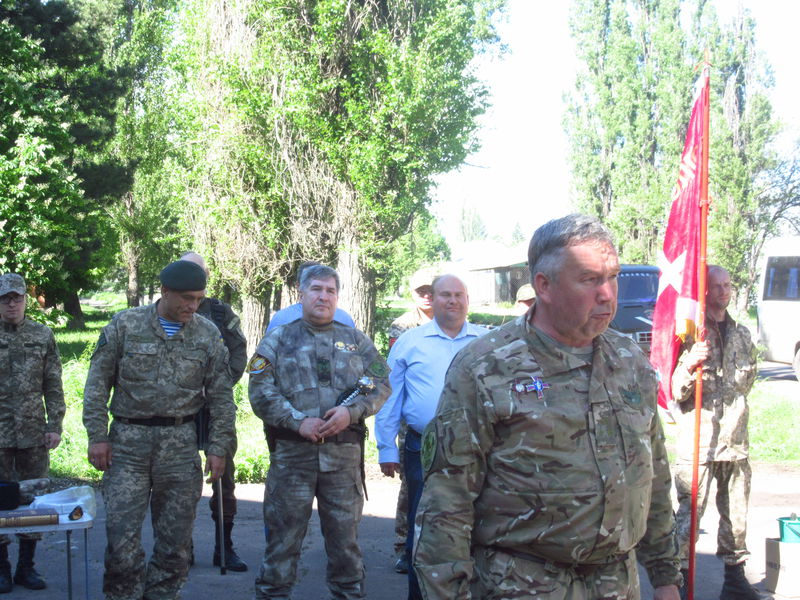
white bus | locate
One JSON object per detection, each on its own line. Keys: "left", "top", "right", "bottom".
{"left": 757, "top": 236, "right": 800, "bottom": 380}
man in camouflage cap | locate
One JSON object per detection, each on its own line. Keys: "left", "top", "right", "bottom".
{"left": 413, "top": 214, "right": 682, "bottom": 599}
{"left": 248, "top": 264, "right": 390, "bottom": 600}
{"left": 385, "top": 266, "right": 436, "bottom": 573}
{"left": 671, "top": 266, "right": 759, "bottom": 600}
{"left": 0, "top": 273, "right": 64, "bottom": 593}
{"left": 83, "top": 260, "right": 236, "bottom": 600}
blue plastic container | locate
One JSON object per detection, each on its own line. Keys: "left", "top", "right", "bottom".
{"left": 778, "top": 516, "right": 800, "bottom": 543}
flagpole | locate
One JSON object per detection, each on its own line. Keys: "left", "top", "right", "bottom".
{"left": 688, "top": 50, "right": 711, "bottom": 600}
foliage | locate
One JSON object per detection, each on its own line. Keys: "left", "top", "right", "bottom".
{"left": 0, "top": 19, "right": 88, "bottom": 296}
{"left": 174, "top": 0, "right": 505, "bottom": 340}
{"left": 566, "top": 0, "right": 795, "bottom": 307}
{"left": 1, "top": 0, "right": 127, "bottom": 319}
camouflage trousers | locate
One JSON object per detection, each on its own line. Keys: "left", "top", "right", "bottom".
{"left": 255, "top": 454, "right": 365, "bottom": 599}
{"left": 469, "top": 546, "right": 640, "bottom": 600}
{"left": 0, "top": 445, "right": 48, "bottom": 543}
{"left": 393, "top": 424, "right": 408, "bottom": 559}
{"left": 675, "top": 459, "right": 751, "bottom": 567}
{"left": 102, "top": 421, "right": 203, "bottom": 600}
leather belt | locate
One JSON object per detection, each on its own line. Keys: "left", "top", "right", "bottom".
{"left": 490, "top": 546, "right": 629, "bottom": 577}
{"left": 115, "top": 414, "right": 196, "bottom": 427}
{"left": 270, "top": 427, "right": 362, "bottom": 444}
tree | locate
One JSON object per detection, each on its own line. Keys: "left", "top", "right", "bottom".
{"left": 0, "top": 20, "right": 88, "bottom": 304}
{"left": 2, "top": 0, "right": 128, "bottom": 326}
{"left": 176, "top": 0, "right": 505, "bottom": 341}
{"left": 567, "top": 0, "right": 792, "bottom": 308}
{"left": 566, "top": 0, "right": 691, "bottom": 263}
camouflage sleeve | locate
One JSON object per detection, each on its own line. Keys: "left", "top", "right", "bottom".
{"left": 82, "top": 322, "right": 119, "bottom": 445}
{"left": 636, "top": 360, "right": 682, "bottom": 587}
{"left": 413, "top": 361, "right": 491, "bottom": 600}
{"left": 346, "top": 332, "right": 390, "bottom": 423}
{"left": 671, "top": 340, "right": 696, "bottom": 404}
{"left": 247, "top": 332, "right": 306, "bottom": 432}
{"left": 204, "top": 336, "right": 237, "bottom": 457}
{"left": 734, "top": 324, "right": 758, "bottom": 396}
{"left": 42, "top": 328, "right": 65, "bottom": 434}
{"left": 222, "top": 305, "right": 248, "bottom": 384}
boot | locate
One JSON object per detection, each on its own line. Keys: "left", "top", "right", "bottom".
{"left": 679, "top": 568, "right": 689, "bottom": 600}
{"left": 0, "top": 545, "right": 11, "bottom": 594}
{"left": 213, "top": 521, "right": 247, "bottom": 572}
{"left": 720, "top": 562, "right": 760, "bottom": 600}
{"left": 13, "top": 539, "right": 46, "bottom": 590}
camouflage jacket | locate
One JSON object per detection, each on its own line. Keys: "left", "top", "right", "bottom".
{"left": 248, "top": 319, "right": 390, "bottom": 471}
{"left": 197, "top": 297, "right": 247, "bottom": 384}
{"left": 671, "top": 311, "right": 757, "bottom": 463}
{"left": 0, "top": 319, "right": 65, "bottom": 448}
{"left": 388, "top": 308, "right": 431, "bottom": 347}
{"left": 82, "top": 303, "right": 236, "bottom": 457}
{"left": 414, "top": 314, "right": 680, "bottom": 598}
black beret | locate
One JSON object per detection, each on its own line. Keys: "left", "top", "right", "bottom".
{"left": 159, "top": 261, "right": 207, "bottom": 291}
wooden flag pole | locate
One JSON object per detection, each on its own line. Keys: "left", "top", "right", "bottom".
{"left": 688, "top": 49, "right": 711, "bottom": 600}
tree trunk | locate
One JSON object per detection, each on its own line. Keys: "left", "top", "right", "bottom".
{"left": 241, "top": 289, "right": 271, "bottom": 357}
{"left": 64, "top": 291, "right": 86, "bottom": 330}
{"left": 336, "top": 235, "right": 376, "bottom": 337}
{"left": 123, "top": 238, "right": 140, "bottom": 307}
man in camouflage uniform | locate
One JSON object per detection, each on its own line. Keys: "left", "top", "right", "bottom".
{"left": 0, "top": 273, "right": 64, "bottom": 593}
{"left": 388, "top": 268, "right": 435, "bottom": 348}
{"left": 414, "top": 214, "right": 682, "bottom": 600}
{"left": 386, "top": 267, "right": 435, "bottom": 573}
{"left": 181, "top": 252, "right": 248, "bottom": 571}
{"left": 83, "top": 260, "right": 236, "bottom": 600}
{"left": 248, "top": 264, "right": 390, "bottom": 600}
{"left": 671, "top": 265, "right": 759, "bottom": 600}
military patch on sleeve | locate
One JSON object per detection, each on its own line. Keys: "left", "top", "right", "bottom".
{"left": 95, "top": 332, "right": 107, "bottom": 350}
{"left": 366, "top": 360, "right": 389, "bottom": 378}
{"left": 620, "top": 386, "right": 642, "bottom": 406}
{"left": 421, "top": 426, "right": 437, "bottom": 473}
{"left": 246, "top": 354, "right": 271, "bottom": 375}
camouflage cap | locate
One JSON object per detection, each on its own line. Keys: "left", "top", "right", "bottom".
{"left": 515, "top": 283, "right": 535, "bottom": 302}
{"left": 159, "top": 260, "right": 207, "bottom": 291}
{"left": 0, "top": 273, "right": 26, "bottom": 297}
{"left": 409, "top": 267, "right": 437, "bottom": 292}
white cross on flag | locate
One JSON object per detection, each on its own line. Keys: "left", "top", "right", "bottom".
{"left": 649, "top": 71, "right": 709, "bottom": 409}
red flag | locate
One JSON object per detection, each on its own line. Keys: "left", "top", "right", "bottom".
{"left": 649, "top": 70, "right": 710, "bottom": 409}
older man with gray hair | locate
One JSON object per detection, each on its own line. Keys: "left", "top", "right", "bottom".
{"left": 413, "top": 214, "right": 681, "bottom": 600}
{"left": 248, "top": 264, "right": 391, "bottom": 600}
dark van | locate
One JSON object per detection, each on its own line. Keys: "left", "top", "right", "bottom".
{"left": 611, "top": 265, "right": 659, "bottom": 354}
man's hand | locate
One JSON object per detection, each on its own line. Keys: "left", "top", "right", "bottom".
{"left": 298, "top": 417, "right": 326, "bottom": 443}
{"left": 88, "top": 442, "right": 112, "bottom": 471}
{"left": 319, "top": 406, "right": 352, "bottom": 439}
{"left": 380, "top": 462, "right": 401, "bottom": 478}
{"left": 686, "top": 340, "right": 709, "bottom": 372}
{"left": 44, "top": 432, "right": 61, "bottom": 450}
{"left": 653, "top": 584, "right": 680, "bottom": 600}
{"left": 205, "top": 454, "right": 226, "bottom": 483}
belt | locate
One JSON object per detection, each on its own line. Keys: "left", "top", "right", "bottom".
{"left": 115, "top": 414, "right": 196, "bottom": 427}
{"left": 490, "top": 546, "right": 629, "bottom": 577}
{"left": 270, "top": 427, "right": 363, "bottom": 445}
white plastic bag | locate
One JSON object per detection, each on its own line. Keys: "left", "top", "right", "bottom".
{"left": 30, "top": 485, "right": 96, "bottom": 520}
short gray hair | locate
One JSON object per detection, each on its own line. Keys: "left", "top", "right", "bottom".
{"left": 528, "top": 214, "right": 615, "bottom": 281}
{"left": 299, "top": 264, "right": 340, "bottom": 292}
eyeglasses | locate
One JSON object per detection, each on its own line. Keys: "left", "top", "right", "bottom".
{"left": 0, "top": 295, "right": 25, "bottom": 306}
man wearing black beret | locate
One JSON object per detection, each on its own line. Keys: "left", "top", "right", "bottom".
{"left": 83, "top": 260, "right": 237, "bottom": 600}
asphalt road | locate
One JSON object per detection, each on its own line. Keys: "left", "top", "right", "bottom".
{"left": 10, "top": 361, "right": 798, "bottom": 599}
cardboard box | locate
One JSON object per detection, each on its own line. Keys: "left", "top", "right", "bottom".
{"left": 766, "top": 538, "right": 800, "bottom": 598}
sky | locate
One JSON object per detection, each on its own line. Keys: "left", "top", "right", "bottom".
{"left": 431, "top": 0, "right": 800, "bottom": 249}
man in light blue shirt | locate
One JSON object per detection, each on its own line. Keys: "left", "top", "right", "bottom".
{"left": 375, "top": 274, "right": 485, "bottom": 600}
{"left": 267, "top": 261, "right": 356, "bottom": 332}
